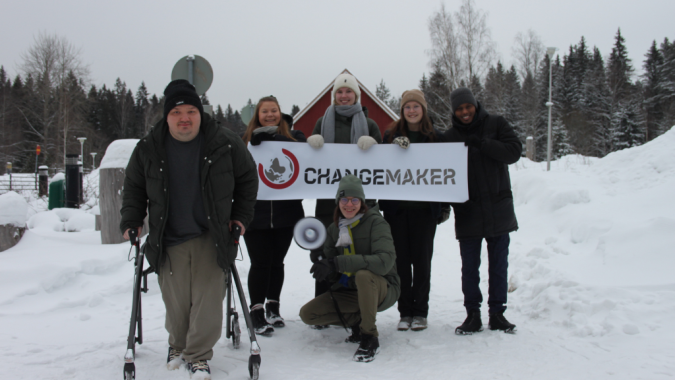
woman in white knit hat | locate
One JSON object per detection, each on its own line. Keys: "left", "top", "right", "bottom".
{"left": 305, "top": 73, "right": 382, "bottom": 304}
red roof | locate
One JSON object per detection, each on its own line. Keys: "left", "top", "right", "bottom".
{"left": 292, "top": 69, "right": 399, "bottom": 139}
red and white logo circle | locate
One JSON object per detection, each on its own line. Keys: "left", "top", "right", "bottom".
{"left": 258, "top": 148, "right": 300, "bottom": 189}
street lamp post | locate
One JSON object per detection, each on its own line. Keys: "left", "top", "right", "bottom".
{"left": 546, "top": 47, "right": 557, "bottom": 171}
{"left": 90, "top": 152, "right": 98, "bottom": 170}
{"left": 77, "top": 137, "right": 87, "bottom": 164}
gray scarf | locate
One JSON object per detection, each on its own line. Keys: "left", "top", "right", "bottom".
{"left": 335, "top": 213, "right": 364, "bottom": 247}
{"left": 252, "top": 126, "right": 278, "bottom": 135}
{"left": 320, "top": 104, "right": 369, "bottom": 143}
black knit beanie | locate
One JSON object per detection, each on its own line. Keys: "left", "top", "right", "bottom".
{"left": 450, "top": 87, "right": 477, "bottom": 113}
{"left": 163, "top": 79, "right": 203, "bottom": 120}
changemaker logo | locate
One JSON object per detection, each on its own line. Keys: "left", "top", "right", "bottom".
{"left": 258, "top": 148, "right": 300, "bottom": 189}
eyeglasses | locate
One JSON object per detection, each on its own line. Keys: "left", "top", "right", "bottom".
{"left": 339, "top": 197, "right": 361, "bottom": 205}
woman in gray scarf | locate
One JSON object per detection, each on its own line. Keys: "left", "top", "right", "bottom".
{"left": 306, "top": 73, "right": 382, "bottom": 301}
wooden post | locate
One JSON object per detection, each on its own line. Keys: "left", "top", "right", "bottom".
{"left": 526, "top": 136, "right": 535, "bottom": 161}
{"left": 99, "top": 168, "right": 149, "bottom": 244}
{"left": 0, "top": 224, "right": 25, "bottom": 252}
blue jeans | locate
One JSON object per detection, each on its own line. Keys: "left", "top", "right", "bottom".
{"left": 459, "top": 234, "right": 510, "bottom": 315}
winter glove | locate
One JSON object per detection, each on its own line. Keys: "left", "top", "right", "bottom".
{"left": 357, "top": 135, "right": 377, "bottom": 150}
{"left": 310, "top": 258, "right": 337, "bottom": 282}
{"left": 437, "top": 206, "right": 451, "bottom": 225}
{"left": 392, "top": 136, "right": 410, "bottom": 149}
{"left": 309, "top": 249, "right": 324, "bottom": 264}
{"left": 307, "top": 135, "right": 325, "bottom": 149}
{"left": 464, "top": 135, "right": 482, "bottom": 149}
{"left": 250, "top": 132, "right": 275, "bottom": 146}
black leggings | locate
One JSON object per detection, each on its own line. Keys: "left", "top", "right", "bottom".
{"left": 243, "top": 227, "right": 294, "bottom": 306}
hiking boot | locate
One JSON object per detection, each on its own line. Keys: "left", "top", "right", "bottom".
{"left": 166, "top": 346, "right": 183, "bottom": 370}
{"left": 266, "top": 300, "right": 285, "bottom": 328}
{"left": 187, "top": 360, "right": 211, "bottom": 380}
{"left": 411, "top": 316, "right": 428, "bottom": 331}
{"left": 455, "top": 309, "right": 484, "bottom": 335}
{"left": 353, "top": 333, "right": 380, "bottom": 362}
{"left": 488, "top": 312, "right": 516, "bottom": 333}
{"left": 250, "top": 306, "right": 274, "bottom": 336}
{"left": 397, "top": 316, "right": 413, "bottom": 331}
{"left": 345, "top": 323, "right": 361, "bottom": 343}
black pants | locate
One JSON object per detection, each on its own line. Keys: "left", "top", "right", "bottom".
{"left": 459, "top": 234, "right": 510, "bottom": 315}
{"left": 386, "top": 208, "right": 437, "bottom": 318}
{"left": 243, "top": 227, "right": 294, "bottom": 306}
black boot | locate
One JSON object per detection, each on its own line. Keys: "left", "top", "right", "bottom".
{"left": 488, "top": 312, "right": 516, "bottom": 333}
{"left": 345, "top": 323, "right": 361, "bottom": 343}
{"left": 265, "top": 301, "right": 285, "bottom": 328}
{"left": 250, "top": 306, "right": 274, "bottom": 336}
{"left": 353, "top": 333, "right": 379, "bottom": 362}
{"left": 455, "top": 309, "right": 484, "bottom": 335}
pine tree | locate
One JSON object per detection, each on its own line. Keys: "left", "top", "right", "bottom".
{"left": 520, "top": 70, "right": 539, "bottom": 145}
{"left": 586, "top": 47, "right": 612, "bottom": 156}
{"left": 504, "top": 65, "right": 524, "bottom": 142}
{"left": 655, "top": 38, "right": 675, "bottom": 134}
{"left": 424, "top": 61, "right": 452, "bottom": 128}
{"left": 607, "top": 29, "right": 644, "bottom": 150}
{"left": 642, "top": 40, "right": 665, "bottom": 141}
{"left": 482, "top": 61, "right": 507, "bottom": 116}
{"left": 215, "top": 104, "right": 226, "bottom": 124}
{"left": 375, "top": 79, "right": 391, "bottom": 103}
{"left": 291, "top": 104, "right": 300, "bottom": 117}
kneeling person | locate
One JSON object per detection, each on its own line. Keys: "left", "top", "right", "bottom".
{"left": 299, "top": 175, "right": 400, "bottom": 362}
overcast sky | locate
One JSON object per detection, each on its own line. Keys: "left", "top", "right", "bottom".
{"left": 2, "top": 0, "right": 673, "bottom": 114}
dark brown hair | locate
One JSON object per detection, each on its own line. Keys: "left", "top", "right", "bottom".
{"left": 242, "top": 96, "right": 296, "bottom": 144}
{"left": 333, "top": 202, "right": 369, "bottom": 226}
{"left": 385, "top": 103, "right": 436, "bottom": 143}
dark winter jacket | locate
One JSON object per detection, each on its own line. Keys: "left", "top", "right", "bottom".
{"left": 312, "top": 107, "right": 382, "bottom": 219}
{"left": 248, "top": 128, "right": 307, "bottom": 231}
{"left": 379, "top": 128, "right": 446, "bottom": 220}
{"left": 120, "top": 113, "right": 259, "bottom": 273}
{"left": 323, "top": 207, "right": 400, "bottom": 312}
{"left": 443, "top": 103, "right": 521, "bottom": 239}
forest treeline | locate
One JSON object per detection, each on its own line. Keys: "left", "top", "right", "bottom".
{"left": 374, "top": 1, "right": 674, "bottom": 161}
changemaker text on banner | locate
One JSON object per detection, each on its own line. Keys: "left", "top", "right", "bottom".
{"left": 249, "top": 141, "right": 468, "bottom": 202}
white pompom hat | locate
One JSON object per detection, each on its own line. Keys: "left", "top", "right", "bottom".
{"left": 331, "top": 73, "right": 361, "bottom": 104}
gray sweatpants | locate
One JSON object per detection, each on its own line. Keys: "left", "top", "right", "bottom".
{"left": 158, "top": 232, "right": 227, "bottom": 362}
{"left": 299, "top": 270, "right": 388, "bottom": 337}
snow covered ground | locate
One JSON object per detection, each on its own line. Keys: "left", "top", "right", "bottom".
{"left": 1, "top": 128, "right": 674, "bottom": 380}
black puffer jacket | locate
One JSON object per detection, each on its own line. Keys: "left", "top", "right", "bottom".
{"left": 443, "top": 103, "right": 521, "bottom": 239}
{"left": 379, "top": 128, "right": 446, "bottom": 220}
{"left": 120, "top": 113, "right": 258, "bottom": 272}
{"left": 248, "top": 125, "right": 307, "bottom": 230}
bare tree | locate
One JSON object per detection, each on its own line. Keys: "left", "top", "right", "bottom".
{"left": 455, "top": 0, "right": 497, "bottom": 82}
{"left": 427, "top": 3, "right": 463, "bottom": 89}
{"left": 512, "top": 29, "right": 545, "bottom": 81}
{"left": 18, "top": 32, "right": 89, "bottom": 168}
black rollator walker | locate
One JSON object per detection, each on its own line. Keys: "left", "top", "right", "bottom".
{"left": 122, "top": 227, "right": 262, "bottom": 380}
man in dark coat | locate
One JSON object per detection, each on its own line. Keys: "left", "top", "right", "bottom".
{"left": 443, "top": 87, "right": 521, "bottom": 335}
{"left": 120, "top": 80, "right": 258, "bottom": 379}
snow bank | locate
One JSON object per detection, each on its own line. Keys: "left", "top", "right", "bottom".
{"left": 27, "top": 208, "right": 95, "bottom": 232}
{"left": 99, "top": 139, "right": 139, "bottom": 169}
{"left": 0, "top": 191, "right": 28, "bottom": 226}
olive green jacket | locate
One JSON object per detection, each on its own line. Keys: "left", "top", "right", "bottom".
{"left": 120, "top": 114, "right": 258, "bottom": 273}
{"left": 323, "top": 208, "right": 400, "bottom": 312}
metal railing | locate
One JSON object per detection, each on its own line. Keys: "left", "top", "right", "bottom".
{"left": 0, "top": 173, "right": 38, "bottom": 194}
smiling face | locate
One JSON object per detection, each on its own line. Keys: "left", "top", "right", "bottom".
{"left": 454, "top": 103, "right": 476, "bottom": 125}
{"left": 339, "top": 197, "right": 361, "bottom": 219}
{"left": 335, "top": 87, "right": 357, "bottom": 106}
{"left": 403, "top": 101, "right": 423, "bottom": 127}
{"left": 167, "top": 104, "right": 201, "bottom": 141}
{"left": 258, "top": 101, "right": 281, "bottom": 127}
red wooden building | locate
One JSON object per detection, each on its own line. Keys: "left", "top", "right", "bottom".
{"left": 292, "top": 69, "right": 399, "bottom": 138}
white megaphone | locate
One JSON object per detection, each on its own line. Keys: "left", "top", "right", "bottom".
{"left": 293, "top": 217, "right": 327, "bottom": 251}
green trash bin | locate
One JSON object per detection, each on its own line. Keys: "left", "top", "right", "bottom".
{"left": 48, "top": 179, "right": 65, "bottom": 210}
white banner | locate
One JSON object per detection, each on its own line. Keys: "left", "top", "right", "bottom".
{"left": 248, "top": 141, "right": 468, "bottom": 202}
